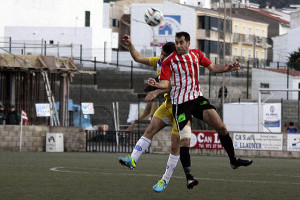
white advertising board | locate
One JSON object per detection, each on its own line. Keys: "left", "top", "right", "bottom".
{"left": 287, "top": 134, "right": 300, "bottom": 152}
{"left": 35, "top": 103, "right": 50, "bottom": 117}
{"left": 233, "top": 133, "right": 283, "bottom": 151}
{"left": 81, "top": 103, "right": 94, "bottom": 114}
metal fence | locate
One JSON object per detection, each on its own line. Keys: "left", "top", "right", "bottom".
{"left": 86, "top": 130, "right": 149, "bottom": 153}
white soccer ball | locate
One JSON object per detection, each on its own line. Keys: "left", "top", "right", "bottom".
{"left": 144, "top": 8, "right": 164, "bottom": 26}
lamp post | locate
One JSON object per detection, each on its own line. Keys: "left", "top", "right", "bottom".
{"left": 132, "top": 18, "right": 156, "bottom": 57}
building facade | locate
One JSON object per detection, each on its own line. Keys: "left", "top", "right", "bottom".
{"left": 231, "top": 12, "right": 268, "bottom": 67}
{"left": 0, "top": 0, "right": 113, "bottom": 62}
{"left": 272, "top": 10, "right": 300, "bottom": 64}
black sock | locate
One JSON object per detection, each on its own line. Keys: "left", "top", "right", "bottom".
{"left": 219, "top": 134, "right": 236, "bottom": 163}
{"left": 180, "top": 147, "right": 193, "bottom": 180}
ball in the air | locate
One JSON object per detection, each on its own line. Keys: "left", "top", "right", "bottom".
{"left": 144, "top": 8, "right": 164, "bottom": 26}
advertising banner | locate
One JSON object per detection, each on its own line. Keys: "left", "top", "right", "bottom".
{"left": 263, "top": 104, "right": 281, "bottom": 132}
{"left": 81, "top": 103, "right": 94, "bottom": 114}
{"left": 233, "top": 133, "right": 283, "bottom": 151}
{"left": 287, "top": 134, "right": 300, "bottom": 152}
{"left": 35, "top": 103, "right": 50, "bottom": 117}
{"left": 190, "top": 131, "right": 223, "bottom": 149}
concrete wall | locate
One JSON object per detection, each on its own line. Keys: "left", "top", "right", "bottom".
{"left": 151, "top": 129, "right": 300, "bottom": 158}
{"left": 0, "top": 125, "right": 86, "bottom": 152}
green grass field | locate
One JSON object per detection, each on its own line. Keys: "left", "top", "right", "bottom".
{"left": 0, "top": 152, "right": 299, "bottom": 200}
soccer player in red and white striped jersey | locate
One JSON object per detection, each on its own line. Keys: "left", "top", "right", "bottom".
{"left": 148, "top": 32, "right": 253, "bottom": 175}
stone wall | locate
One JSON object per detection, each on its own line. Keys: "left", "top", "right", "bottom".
{"left": 0, "top": 125, "right": 86, "bottom": 152}
{"left": 151, "top": 129, "right": 300, "bottom": 158}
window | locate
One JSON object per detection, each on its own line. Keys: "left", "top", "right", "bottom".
{"left": 248, "top": 27, "right": 252, "bottom": 35}
{"left": 261, "top": 51, "right": 265, "bottom": 59}
{"left": 49, "top": 40, "right": 54, "bottom": 44}
{"left": 241, "top": 48, "right": 245, "bottom": 57}
{"left": 234, "top": 47, "right": 238, "bottom": 56}
{"left": 261, "top": 83, "right": 270, "bottom": 94}
{"left": 234, "top": 24, "right": 238, "bottom": 33}
{"left": 248, "top": 49, "right": 252, "bottom": 58}
{"left": 261, "top": 29, "right": 265, "bottom": 37}
{"left": 256, "top": 28, "right": 259, "bottom": 36}
{"left": 242, "top": 26, "right": 246, "bottom": 34}
{"left": 112, "top": 19, "right": 119, "bottom": 27}
{"left": 85, "top": 11, "right": 90, "bottom": 27}
{"left": 256, "top": 50, "right": 258, "bottom": 58}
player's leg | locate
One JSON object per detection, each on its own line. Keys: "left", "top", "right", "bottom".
{"left": 153, "top": 132, "right": 180, "bottom": 192}
{"left": 202, "top": 108, "right": 253, "bottom": 169}
{"left": 178, "top": 122, "right": 199, "bottom": 189}
{"left": 173, "top": 102, "right": 199, "bottom": 189}
{"left": 119, "top": 103, "right": 170, "bottom": 169}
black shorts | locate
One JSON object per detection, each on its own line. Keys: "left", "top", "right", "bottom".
{"left": 172, "top": 96, "right": 216, "bottom": 131}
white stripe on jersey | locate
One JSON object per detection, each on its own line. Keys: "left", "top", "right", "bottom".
{"left": 169, "top": 52, "right": 203, "bottom": 104}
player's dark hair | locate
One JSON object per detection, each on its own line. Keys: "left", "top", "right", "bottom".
{"left": 175, "top": 32, "right": 190, "bottom": 42}
{"left": 162, "top": 42, "right": 175, "bottom": 55}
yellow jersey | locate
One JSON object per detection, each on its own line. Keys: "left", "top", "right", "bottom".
{"left": 148, "top": 57, "right": 171, "bottom": 104}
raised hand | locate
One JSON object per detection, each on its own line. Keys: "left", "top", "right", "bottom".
{"left": 121, "top": 35, "right": 133, "bottom": 48}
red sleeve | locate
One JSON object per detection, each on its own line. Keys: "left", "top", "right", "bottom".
{"left": 160, "top": 59, "right": 172, "bottom": 81}
{"left": 197, "top": 49, "right": 212, "bottom": 67}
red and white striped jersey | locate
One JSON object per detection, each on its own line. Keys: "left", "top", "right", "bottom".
{"left": 160, "top": 49, "right": 212, "bottom": 105}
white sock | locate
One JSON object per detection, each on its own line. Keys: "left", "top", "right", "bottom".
{"left": 162, "top": 154, "right": 180, "bottom": 184}
{"left": 131, "top": 136, "right": 151, "bottom": 163}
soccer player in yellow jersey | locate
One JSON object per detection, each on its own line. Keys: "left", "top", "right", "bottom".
{"left": 119, "top": 35, "right": 198, "bottom": 192}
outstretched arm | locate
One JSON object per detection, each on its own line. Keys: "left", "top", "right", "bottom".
{"left": 148, "top": 78, "right": 170, "bottom": 90}
{"left": 122, "top": 35, "right": 150, "bottom": 65}
{"left": 206, "top": 61, "right": 240, "bottom": 73}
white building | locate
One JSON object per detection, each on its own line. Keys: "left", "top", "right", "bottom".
{"left": 180, "top": 0, "right": 211, "bottom": 9}
{"left": 131, "top": 1, "right": 196, "bottom": 56}
{"left": 272, "top": 10, "right": 300, "bottom": 64}
{"left": 0, "top": 0, "right": 113, "bottom": 62}
{"left": 252, "top": 68, "right": 300, "bottom": 100}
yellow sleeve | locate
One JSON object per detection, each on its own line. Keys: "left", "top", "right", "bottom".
{"left": 148, "top": 57, "right": 160, "bottom": 68}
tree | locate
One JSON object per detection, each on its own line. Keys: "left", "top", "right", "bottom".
{"left": 288, "top": 48, "right": 300, "bottom": 70}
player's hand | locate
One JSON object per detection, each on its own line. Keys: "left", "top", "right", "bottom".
{"left": 226, "top": 61, "right": 240, "bottom": 72}
{"left": 121, "top": 35, "right": 132, "bottom": 48}
{"left": 145, "top": 90, "right": 159, "bottom": 102}
{"left": 148, "top": 77, "right": 157, "bottom": 87}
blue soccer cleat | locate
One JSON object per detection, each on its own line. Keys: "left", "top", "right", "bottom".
{"left": 153, "top": 179, "right": 168, "bottom": 193}
{"left": 119, "top": 155, "right": 136, "bottom": 170}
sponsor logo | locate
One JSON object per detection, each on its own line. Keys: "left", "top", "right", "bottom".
{"left": 200, "top": 101, "right": 208, "bottom": 105}
{"left": 158, "top": 15, "right": 181, "bottom": 36}
{"left": 135, "top": 145, "right": 142, "bottom": 151}
{"left": 48, "top": 136, "right": 55, "bottom": 143}
{"left": 178, "top": 113, "right": 186, "bottom": 123}
{"left": 270, "top": 106, "right": 275, "bottom": 113}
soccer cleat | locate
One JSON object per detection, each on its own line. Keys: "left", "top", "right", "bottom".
{"left": 119, "top": 155, "right": 136, "bottom": 170}
{"left": 231, "top": 158, "right": 253, "bottom": 169}
{"left": 153, "top": 179, "right": 168, "bottom": 193}
{"left": 187, "top": 177, "right": 199, "bottom": 189}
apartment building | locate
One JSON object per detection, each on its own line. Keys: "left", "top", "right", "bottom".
{"left": 231, "top": 12, "right": 269, "bottom": 67}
